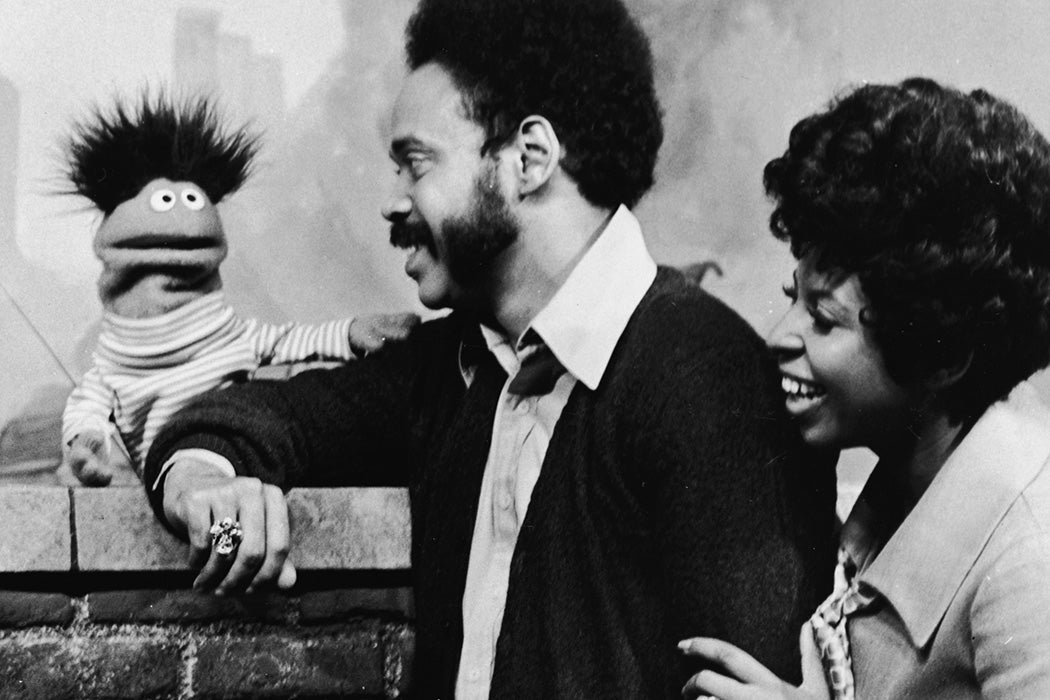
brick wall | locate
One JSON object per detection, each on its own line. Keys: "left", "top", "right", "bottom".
{"left": 0, "top": 486, "right": 415, "bottom": 699}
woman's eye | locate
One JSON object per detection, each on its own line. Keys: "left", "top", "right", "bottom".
{"left": 181, "top": 187, "right": 206, "bottom": 211}
{"left": 809, "top": 308, "right": 836, "bottom": 332}
{"left": 781, "top": 283, "right": 798, "bottom": 301}
{"left": 149, "top": 188, "right": 177, "bottom": 212}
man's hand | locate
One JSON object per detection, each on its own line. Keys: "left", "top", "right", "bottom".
{"left": 679, "top": 625, "right": 830, "bottom": 700}
{"left": 68, "top": 429, "right": 134, "bottom": 487}
{"left": 349, "top": 312, "right": 420, "bottom": 356}
{"left": 162, "top": 458, "right": 297, "bottom": 595}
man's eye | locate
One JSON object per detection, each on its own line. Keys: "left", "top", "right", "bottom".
{"left": 406, "top": 156, "right": 429, "bottom": 178}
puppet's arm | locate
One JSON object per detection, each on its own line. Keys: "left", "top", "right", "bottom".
{"left": 251, "top": 313, "right": 420, "bottom": 364}
{"left": 62, "top": 366, "right": 132, "bottom": 486}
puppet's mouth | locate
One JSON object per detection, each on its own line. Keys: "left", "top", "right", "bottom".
{"left": 112, "top": 233, "right": 224, "bottom": 250}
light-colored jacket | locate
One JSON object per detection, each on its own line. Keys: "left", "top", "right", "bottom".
{"left": 847, "top": 381, "right": 1050, "bottom": 699}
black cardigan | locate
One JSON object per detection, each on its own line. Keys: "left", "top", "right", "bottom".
{"left": 146, "top": 267, "right": 836, "bottom": 699}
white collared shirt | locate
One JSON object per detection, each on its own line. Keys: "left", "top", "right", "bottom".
{"left": 455, "top": 205, "right": 656, "bottom": 699}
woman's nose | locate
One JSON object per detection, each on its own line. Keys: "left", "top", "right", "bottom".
{"left": 767, "top": 307, "right": 805, "bottom": 357}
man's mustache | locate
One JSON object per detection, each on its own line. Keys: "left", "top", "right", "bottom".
{"left": 389, "top": 219, "right": 436, "bottom": 253}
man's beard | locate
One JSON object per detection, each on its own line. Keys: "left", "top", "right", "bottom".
{"left": 389, "top": 165, "right": 519, "bottom": 286}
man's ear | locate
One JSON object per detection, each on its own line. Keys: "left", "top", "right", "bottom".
{"left": 512, "top": 115, "right": 561, "bottom": 197}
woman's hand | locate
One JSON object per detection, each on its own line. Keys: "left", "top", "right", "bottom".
{"left": 679, "top": 624, "right": 830, "bottom": 700}
{"left": 163, "top": 458, "right": 297, "bottom": 595}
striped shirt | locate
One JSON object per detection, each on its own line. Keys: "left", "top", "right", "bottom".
{"left": 62, "top": 291, "right": 354, "bottom": 475}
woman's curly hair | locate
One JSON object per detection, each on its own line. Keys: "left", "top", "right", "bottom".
{"left": 765, "top": 77, "right": 1050, "bottom": 421}
{"left": 404, "top": 0, "right": 663, "bottom": 210}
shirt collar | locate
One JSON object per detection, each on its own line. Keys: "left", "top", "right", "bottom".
{"left": 477, "top": 323, "right": 520, "bottom": 378}
{"left": 845, "top": 382, "right": 1050, "bottom": 649}
{"left": 523, "top": 205, "right": 656, "bottom": 390}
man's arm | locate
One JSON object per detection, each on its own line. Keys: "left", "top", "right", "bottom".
{"left": 144, "top": 322, "right": 432, "bottom": 594}
{"left": 638, "top": 301, "right": 836, "bottom": 686}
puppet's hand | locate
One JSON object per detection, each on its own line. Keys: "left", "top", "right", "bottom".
{"left": 68, "top": 429, "right": 135, "bottom": 487}
{"left": 349, "top": 312, "right": 421, "bottom": 356}
{"left": 68, "top": 430, "right": 114, "bottom": 486}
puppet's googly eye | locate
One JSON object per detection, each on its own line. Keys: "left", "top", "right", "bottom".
{"left": 181, "top": 187, "right": 206, "bottom": 211}
{"left": 149, "top": 189, "right": 177, "bottom": 212}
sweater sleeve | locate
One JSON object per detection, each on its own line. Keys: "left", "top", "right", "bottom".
{"left": 62, "top": 365, "right": 115, "bottom": 446}
{"left": 636, "top": 296, "right": 836, "bottom": 686}
{"left": 143, "top": 319, "right": 439, "bottom": 526}
{"left": 247, "top": 318, "right": 355, "bottom": 364}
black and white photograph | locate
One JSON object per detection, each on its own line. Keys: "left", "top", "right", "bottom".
{"left": 0, "top": 1, "right": 1048, "bottom": 698}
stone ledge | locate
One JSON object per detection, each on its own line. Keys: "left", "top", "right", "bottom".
{"left": 0, "top": 486, "right": 410, "bottom": 573}
{"left": 0, "top": 486, "right": 70, "bottom": 572}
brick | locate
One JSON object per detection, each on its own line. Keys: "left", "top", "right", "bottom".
{"left": 300, "top": 587, "right": 414, "bottom": 622}
{"left": 0, "top": 590, "right": 74, "bottom": 628}
{"left": 74, "top": 486, "right": 187, "bottom": 571}
{"left": 382, "top": 623, "right": 416, "bottom": 698}
{"left": 194, "top": 629, "right": 383, "bottom": 698}
{"left": 77, "top": 636, "right": 181, "bottom": 699}
{"left": 289, "top": 488, "right": 411, "bottom": 570}
{"left": 0, "top": 486, "right": 71, "bottom": 572}
{"left": 0, "top": 638, "right": 76, "bottom": 699}
{"left": 88, "top": 588, "right": 293, "bottom": 624}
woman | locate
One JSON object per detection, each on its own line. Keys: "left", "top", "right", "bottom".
{"left": 682, "top": 77, "right": 1050, "bottom": 699}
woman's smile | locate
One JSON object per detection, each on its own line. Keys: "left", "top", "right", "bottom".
{"left": 780, "top": 373, "right": 827, "bottom": 415}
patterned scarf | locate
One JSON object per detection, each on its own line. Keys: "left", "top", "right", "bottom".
{"left": 810, "top": 547, "right": 876, "bottom": 699}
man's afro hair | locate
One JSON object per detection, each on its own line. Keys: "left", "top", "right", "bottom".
{"left": 404, "top": 0, "right": 663, "bottom": 210}
{"left": 65, "top": 92, "right": 258, "bottom": 215}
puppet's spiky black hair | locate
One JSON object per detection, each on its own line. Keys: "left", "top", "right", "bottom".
{"left": 66, "top": 92, "right": 258, "bottom": 215}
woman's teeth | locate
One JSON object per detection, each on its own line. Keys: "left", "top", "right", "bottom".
{"left": 781, "top": 376, "right": 825, "bottom": 400}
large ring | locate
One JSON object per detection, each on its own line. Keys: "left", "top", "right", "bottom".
{"left": 210, "top": 517, "right": 243, "bottom": 556}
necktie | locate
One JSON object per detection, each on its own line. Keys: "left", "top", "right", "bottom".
{"left": 810, "top": 548, "right": 875, "bottom": 700}
{"left": 508, "top": 341, "right": 565, "bottom": 396}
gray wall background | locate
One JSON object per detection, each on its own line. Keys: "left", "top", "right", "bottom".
{"left": 1, "top": 1, "right": 1048, "bottom": 500}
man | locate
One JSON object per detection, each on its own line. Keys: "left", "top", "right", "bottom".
{"left": 144, "top": 0, "right": 836, "bottom": 697}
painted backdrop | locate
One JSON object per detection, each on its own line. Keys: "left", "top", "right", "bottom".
{"left": 1, "top": 1, "right": 1048, "bottom": 502}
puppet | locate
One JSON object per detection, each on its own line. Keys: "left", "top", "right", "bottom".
{"left": 62, "top": 92, "right": 417, "bottom": 486}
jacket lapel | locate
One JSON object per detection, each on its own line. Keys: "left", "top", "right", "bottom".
{"left": 856, "top": 383, "right": 1050, "bottom": 649}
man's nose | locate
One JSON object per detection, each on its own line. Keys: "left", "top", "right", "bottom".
{"left": 382, "top": 189, "right": 411, "bottom": 222}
